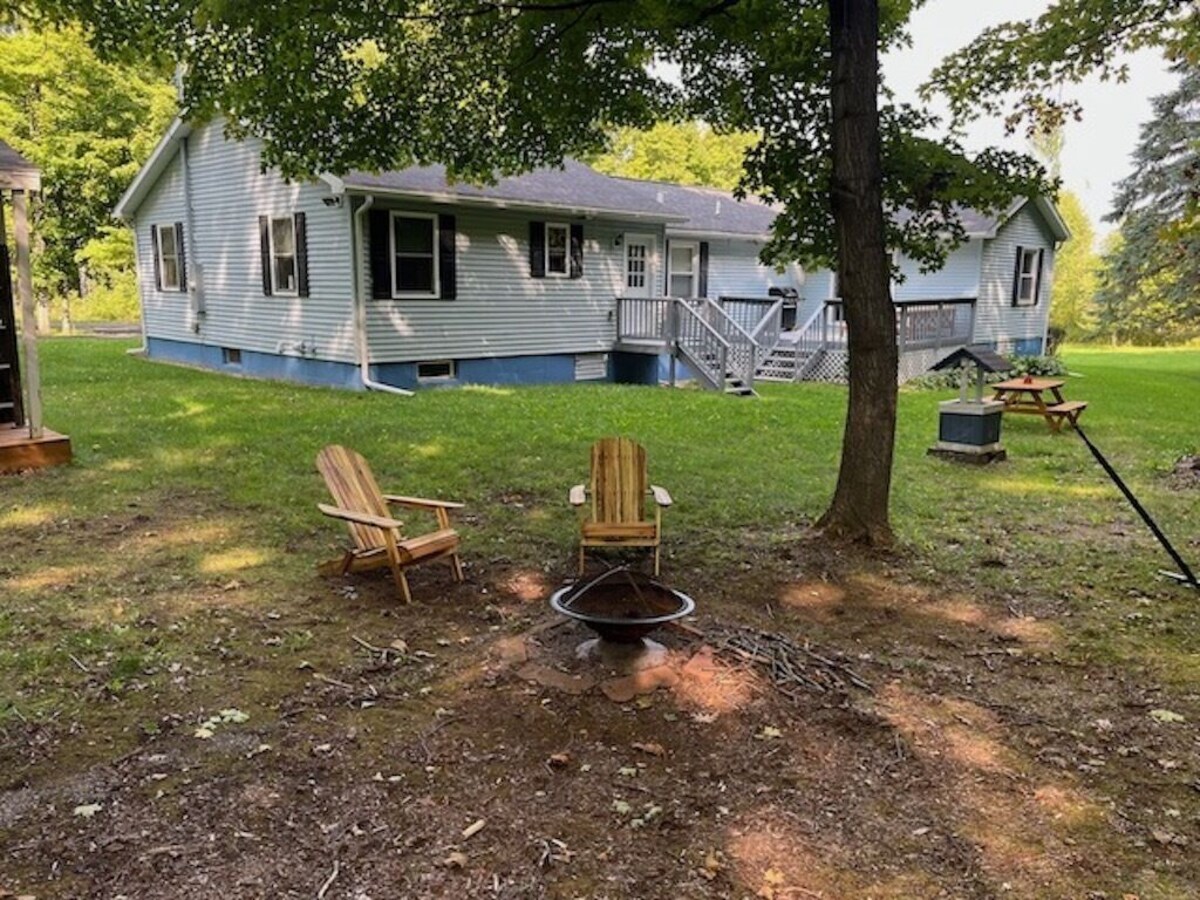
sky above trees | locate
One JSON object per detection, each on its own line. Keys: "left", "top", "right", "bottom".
{"left": 884, "top": 0, "right": 1175, "bottom": 234}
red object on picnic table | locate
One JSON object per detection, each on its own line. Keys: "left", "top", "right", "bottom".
{"left": 1023, "top": 373, "right": 1033, "bottom": 384}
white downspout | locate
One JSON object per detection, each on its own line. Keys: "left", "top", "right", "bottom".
{"left": 351, "top": 194, "right": 413, "bottom": 396}
{"left": 179, "top": 135, "right": 205, "bottom": 332}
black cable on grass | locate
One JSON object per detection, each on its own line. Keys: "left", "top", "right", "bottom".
{"left": 1074, "top": 424, "right": 1199, "bottom": 591}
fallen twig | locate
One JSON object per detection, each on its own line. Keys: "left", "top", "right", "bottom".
{"left": 710, "top": 624, "right": 873, "bottom": 700}
{"left": 317, "top": 860, "right": 340, "bottom": 899}
{"left": 314, "top": 673, "right": 354, "bottom": 690}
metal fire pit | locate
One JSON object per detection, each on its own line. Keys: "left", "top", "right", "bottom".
{"left": 549, "top": 567, "right": 695, "bottom": 645}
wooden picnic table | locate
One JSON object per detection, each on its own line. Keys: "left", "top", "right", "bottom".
{"left": 991, "top": 377, "right": 1088, "bottom": 432}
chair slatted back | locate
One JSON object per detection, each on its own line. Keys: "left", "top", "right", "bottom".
{"left": 316, "top": 445, "right": 395, "bottom": 550}
{"left": 590, "top": 437, "right": 648, "bottom": 525}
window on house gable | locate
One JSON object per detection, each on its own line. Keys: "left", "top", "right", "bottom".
{"left": 1014, "top": 247, "right": 1041, "bottom": 307}
{"left": 156, "top": 224, "right": 182, "bottom": 291}
{"left": 545, "top": 223, "right": 569, "bottom": 276}
{"left": 269, "top": 216, "right": 298, "bottom": 295}
{"left": 392, "top": 212, "right": 439, "bottom": 296}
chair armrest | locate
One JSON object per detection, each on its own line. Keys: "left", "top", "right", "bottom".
{"left": 318, "top": 503, "right": 403, "bottom": 530}
{"left": 569, "top": 484, "right": 588, "bottom": 506}
{"left": 384, "top": 494, "right": 465, "bottom": 510}
{"left": 649, "top": 485, "right": 673, "bottom": 507}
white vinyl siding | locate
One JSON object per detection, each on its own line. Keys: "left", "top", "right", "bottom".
{"left": 364, "top": 205, "right": 662, "bottom": 363}
{"left": 891, "top": 239, "right": 982, "bottom": 301}
{"left": 699, "top": 237, "right": 800, "bottom": 299}
{"left": 134, "top": 120, "right": 357, "bottom": 363}
{"left": 975, "top": 204, "right": 1056, "bottom": 350}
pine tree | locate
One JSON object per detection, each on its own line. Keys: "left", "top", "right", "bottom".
{"left": 1097, "top": 64, "right": 1200, "bottom": 344}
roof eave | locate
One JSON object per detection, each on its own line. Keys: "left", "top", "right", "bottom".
{"left": 665, "top": 227, "right": 773, "bottom": 241}
{"left": 342, "top": 184, "right": 687, "bottom": 224}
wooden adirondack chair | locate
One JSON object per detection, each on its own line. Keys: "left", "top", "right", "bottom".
{"left": 569, "top": 437, "right": 672, "bottom": 575}
{"left": 315, "top": 445, "right": 464, "bottom": 603}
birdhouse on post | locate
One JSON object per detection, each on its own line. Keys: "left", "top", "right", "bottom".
{"left": 927, "top": 345, "right": 1012, "bottom": 464}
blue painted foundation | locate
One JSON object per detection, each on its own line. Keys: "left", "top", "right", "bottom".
{"left": 1011, "top": 337, "right": 1045, "bottom": 356}
{"left": 147, "top": 337, "right": 620, "bottom": 391}
{"left": 372, "top": 353, "right": 585, "bottom": 391}
{"left": 147, "top": 337, "right": 363, "bottom": 389}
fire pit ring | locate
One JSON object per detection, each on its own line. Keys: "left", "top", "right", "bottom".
{"left": 549, "top": 566, "right": 695, "bottom": 645}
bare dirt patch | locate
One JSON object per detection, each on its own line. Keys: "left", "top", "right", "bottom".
{"left": 3, "top": 509, "right": 1199, "bottom": 898}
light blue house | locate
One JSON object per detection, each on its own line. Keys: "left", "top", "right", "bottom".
{"left": 115, "top": 118, "right": 1067, "bottom": 393}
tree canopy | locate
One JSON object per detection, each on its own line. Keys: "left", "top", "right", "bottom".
{"left": 1095, "top": 64, "right": 1200, "bottom": 344}
{"left": 0, "top": 24, "right": 175, "bottom": 313}
{"left": 19, "top": 0, "right": 1044, "bottom": 275}
{"left": 926, "top": 0, "right": 1196, "bottom": 135}
{"left": 591, "top": 122, "right": 756, "bottom": 192}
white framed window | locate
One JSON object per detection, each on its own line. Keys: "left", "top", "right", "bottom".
{"left": 417, "top": 360, "right": 455, "bottom": 381}
{"left": 268, "top": 216, "right": 298, "bottom": 295}
{"left": 668, "top": 241, "right": 698, "bottom": 297}
{"left": 156, "top": 224, "right": 181, "bottom": 291}
{"left": 391, "top": 211, "right": 439, "bottom": 298}
{"left": 545, "top": 222, "right": 569, "bottom": 276}
{"left": 1015, "top": 247, "right": 1040, "bottom": 306}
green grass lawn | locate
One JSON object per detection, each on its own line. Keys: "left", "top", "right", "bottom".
{"left": 2, "top": 339, "right": 1198, "bottom": 898}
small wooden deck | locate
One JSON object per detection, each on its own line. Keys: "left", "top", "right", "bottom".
{"left": 0, "top": 423, "right": 72, "bottom": 473}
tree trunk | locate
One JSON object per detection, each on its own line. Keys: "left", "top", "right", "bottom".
{"left": 816, "top": 0, "right": 898, "bottom": 545}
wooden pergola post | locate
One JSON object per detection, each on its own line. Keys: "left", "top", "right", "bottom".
{"left": 0, "top": 138, "right": 70, "bottom": 472}
{"left": 12, "top": 189, "right": 41, "bottom": 439}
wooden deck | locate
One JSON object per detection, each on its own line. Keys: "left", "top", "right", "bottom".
{"left": 0, "top": 423, "right": 72, "bottom": 473}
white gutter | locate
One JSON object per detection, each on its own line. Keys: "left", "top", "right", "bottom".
{"left": 351, "top": 194, "right": 413, "bottom": 397}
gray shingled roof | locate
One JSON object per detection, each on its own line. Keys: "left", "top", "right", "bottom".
{"left": 337, "top": 158, "right": 1042, "bottom": 239}
{"left": 341, "top": 159, "right": 684, "bottom": 221}
{"left": 0, "top": 139, "right": 39, "bottom": 179}
{"left": 614, "top": 178, "right": 779, "bottom": 236}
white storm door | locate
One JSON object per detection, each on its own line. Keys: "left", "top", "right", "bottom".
{"left": 668, "top": 241, "right": 699, "bottom": 298}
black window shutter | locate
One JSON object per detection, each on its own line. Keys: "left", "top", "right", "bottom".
{"left": 259, "top": 215, "right": 273, "bottom": 296}
{"left": 663, "top": 239, "right": 670, "bottom": 295}
{"left": 569, "top": 223, "right": 584, "bottom": 279}
{"left": 1011, "top": 245, "right": 1024, "bottom": 306}
{"left": 698, "top": 241, "right": 710, "bottom": 298}
{"left": 1033, "top": 248, "right": 1045, "bottom": 306}
{"left": 529, "top": 221, "right": 546, "bottom": 278}
{"left": 150, "top": 225, "right": 162, "bottom": 291}
{"left": 295, "top": 212, "right": 309, "bottom": 298}
{"left": 438, "top": 213, "right": 457, "bottom": 299}
{"left": 174, "top": 223, "right": 187, "bottom": 293}
{"left": 368, "top": 209, "right": 392, "bottom": 299}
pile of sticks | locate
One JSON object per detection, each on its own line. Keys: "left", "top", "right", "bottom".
{"left": 711, "top": 625, "right": 873, "bottom": 698}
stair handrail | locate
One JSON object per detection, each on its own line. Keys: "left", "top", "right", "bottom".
{"left": 748, "top": 297, "right": 785, "bottom": 349}
{"left": 697, "top": 297, "right": 760, "bottom": 389}
{"left": 674, "top": 299, "right": 732, "bottom": 391}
